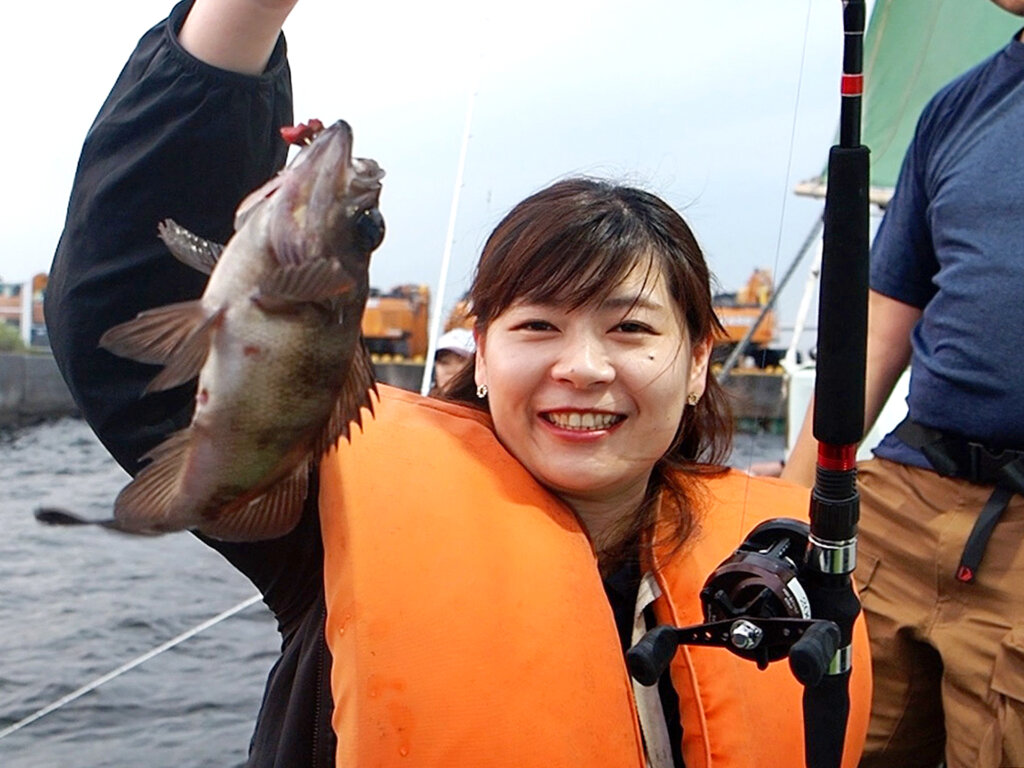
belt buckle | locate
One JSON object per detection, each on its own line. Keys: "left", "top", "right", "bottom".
{"left": 966, "top": 441, "right": 1024, "bottom": 486}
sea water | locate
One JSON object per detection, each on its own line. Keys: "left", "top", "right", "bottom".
{"left": 0, "top": 419, "right": 277, "bottom": 768}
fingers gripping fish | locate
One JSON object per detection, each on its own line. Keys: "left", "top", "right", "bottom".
{"left": 40, "top": 120, "right": 385, "bottom": 541}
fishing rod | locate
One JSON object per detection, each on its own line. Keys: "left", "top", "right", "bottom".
{"left": 627, "top": 3, "right": 869, "bottom": 767}
{"left": 799, "top": 0, "right": 868, "bottom": 764}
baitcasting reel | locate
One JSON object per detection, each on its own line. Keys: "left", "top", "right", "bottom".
{"left": 627, "top": 518, "right": 839, "bottom": 687}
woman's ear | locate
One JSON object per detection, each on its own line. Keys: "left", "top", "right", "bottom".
{"left": 688, "top": 334, "right": 713, "bottom": 400}
{"left": 473, "top": 328, "right": 487, "bottom": 389}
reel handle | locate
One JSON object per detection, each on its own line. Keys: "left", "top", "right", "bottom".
{"left": 626, "top": 625, "right": 678, "bottom": 687}
{"left": 789, "top": 620, "right": 840, "bottom": 687}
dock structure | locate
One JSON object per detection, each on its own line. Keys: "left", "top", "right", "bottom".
{"left": 718, "top": 368, "right": 787, "bottom": 431}
{"left": 0, "top": 353, "right": 78, "bottom": 428}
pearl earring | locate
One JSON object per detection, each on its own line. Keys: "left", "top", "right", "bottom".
{"left": 476, "top": 384, "right": 488, "bottom": 399}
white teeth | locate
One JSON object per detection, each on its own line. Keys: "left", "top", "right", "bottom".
{"left": 546, "top": 412, "right": 619, "bottom": 430}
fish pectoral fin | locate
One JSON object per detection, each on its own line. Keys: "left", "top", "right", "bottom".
{"left": 158, "top": 219, "right": 224, "bottom": 275}
{"left": 112, "top": 430, "right": 193, "bottom": 535}
{"left": 315, "top": 342, "right": 378, "bottom": 457}
{"left": 100, "top": 300, "right": 212, "bottom": 366}
{"left": 256, "top": 260, "right": 355, "bottom": 313}
{"left": 145, "top": 306, "right": 226, "bottom": 393}
{"left": 198, "top": 464, "right": 310, "bottom": 542}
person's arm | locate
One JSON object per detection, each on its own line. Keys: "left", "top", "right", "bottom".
{"left": 780, "top": 289, "right": 920, "bottom": 487}
{"left": 179, "top": 0, "right": 299, "bottom": 74}
{"left": 45, "top": 0, "right": 311, "bottom": 594}
{"left": 46, "top": 0, "right": 294, "bottom": 473}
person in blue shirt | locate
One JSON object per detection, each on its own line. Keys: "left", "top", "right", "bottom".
{"left": 785, "top": 3, "right": 1024, "bottom": 766}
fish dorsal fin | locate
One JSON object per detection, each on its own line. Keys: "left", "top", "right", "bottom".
{"left": 314, "top": 342, "right": 377, "bottom": 458}
{"left": 256, "top": 259, "right": 356, "bottom": 313}
{"left": 100, "top": 300, "right": 211, "bottom": 366}
{"left": 113, "top": 429, "right": 193, "bottom": 534}
{"left": 145, "top": 306, "right": 225, "bottom": 393}
{"left": 198, "top": 463, "right": 310, "bottom": 541}
{"left": 157, "top": 219, "right": 224, "bottom": 275}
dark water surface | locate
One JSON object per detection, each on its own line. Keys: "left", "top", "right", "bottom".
{"left": 0, "top": 419, "right": 278, "bottom": 768}
{"left": 0, "top": 418, "right": 783, "bottom": 767}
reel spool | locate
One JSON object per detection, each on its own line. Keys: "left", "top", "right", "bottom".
{"left": 699, "top": 518, "right": 812, "bottom": 665}
{"left": 627, "top": 518, "right": 839, "bottom": 686}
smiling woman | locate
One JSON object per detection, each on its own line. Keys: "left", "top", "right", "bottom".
{"left": 443, "top": 178, "right": 729, "bottom": 566}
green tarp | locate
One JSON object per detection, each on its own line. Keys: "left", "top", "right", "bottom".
{"left": 799, "top": 0, "right": 1020, "bottom": 200}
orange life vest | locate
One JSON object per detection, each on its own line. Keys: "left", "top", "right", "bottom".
{"left": 320, "top": 385, "right": 871, "bottom": 767}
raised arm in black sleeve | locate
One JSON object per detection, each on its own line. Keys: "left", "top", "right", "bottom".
{"left": 47, "top": 0, "right": 292, "bottom": 471}
{"left": 43, "top": 0, "right": 336, "bottom": 601}
{"left": 44, "top": 5, "right": 340, "bottom": 763}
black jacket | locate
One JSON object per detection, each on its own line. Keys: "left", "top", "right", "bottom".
{"left": 45, "top": 2, "right": 336, "bottom": 764}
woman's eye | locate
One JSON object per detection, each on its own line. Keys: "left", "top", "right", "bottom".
{"left": 511, "top": 319, "right": 556, "bottom": 332}
{"left": 615, "top": 321, "right": 652, "bottom": 334}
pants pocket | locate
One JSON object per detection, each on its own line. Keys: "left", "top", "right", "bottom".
{"left": 978, "top": 627, "right": 1024, "bottom": 767}
{"left": 854, "top": 550, "right": 880, "bottom": 595}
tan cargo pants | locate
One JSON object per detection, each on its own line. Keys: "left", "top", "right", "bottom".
{"left": 855, "top": 458, "right": 1024, "bottom": 768}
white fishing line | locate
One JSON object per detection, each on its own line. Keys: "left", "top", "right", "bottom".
{"left": 420, "top": 82, "right": 478, "bottom": 397}
{"left": 419, "top": 7, "right": 490, "bottom": 397}
{"left": 0, "top": 593, "right": 262, "bottom": 742}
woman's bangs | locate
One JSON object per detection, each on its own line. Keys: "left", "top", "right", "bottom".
{"left": 518, "top": 223, "right": 659, "bottom": 314}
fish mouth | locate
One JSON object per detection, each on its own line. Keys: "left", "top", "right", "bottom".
{"left": 541, "top": 410, "right": 625, "bottom": 431}
{"left": 271, "top": 120, "right": 386, "bottom": 262}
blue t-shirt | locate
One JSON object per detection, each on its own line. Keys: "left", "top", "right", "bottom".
{"left": 872, "top": 31, "right": 1024, "bottom": 467}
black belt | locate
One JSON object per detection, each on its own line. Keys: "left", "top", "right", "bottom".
{"left": 893, "top": 417, "right": 1024, "bottom": 583}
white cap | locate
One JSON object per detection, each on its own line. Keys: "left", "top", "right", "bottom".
{"left": 436, "top": 328, "right": 475, "bottom": 357}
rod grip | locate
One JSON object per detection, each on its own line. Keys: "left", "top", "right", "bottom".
{"left": 814, "top": 145, "right": 869, "bottom": 446}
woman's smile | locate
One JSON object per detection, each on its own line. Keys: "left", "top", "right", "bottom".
{"left": 540, "top": 409, "right": 626, "bottom": 434}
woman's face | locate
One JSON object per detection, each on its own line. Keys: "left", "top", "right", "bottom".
{"left": 475, "top": 263, "right": 711, "bottom": 511}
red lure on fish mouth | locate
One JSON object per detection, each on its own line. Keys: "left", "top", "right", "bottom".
{"left": 280, "top": 119, "right": 325, "bottom": 146}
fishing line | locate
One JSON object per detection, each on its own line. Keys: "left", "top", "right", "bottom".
{"left": 737, "top": 0, "right": 814, "bottom": 478}
{"left": 0, "top": 593, "right": 262, "bottom": 742}
{"left": 420, "top": 82, "right": 478, "bottom": 397}
{"left": 770, "top": 0, "right": 815, "bottom": 295}
{"left": 419, "top": 6, "right": 490, "bottom": 397}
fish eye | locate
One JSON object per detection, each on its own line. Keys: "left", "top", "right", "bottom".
{"left": 355, "top": 208, "right": 385, "bottom": 252}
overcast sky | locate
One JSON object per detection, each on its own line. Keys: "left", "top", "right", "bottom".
{"left": 1, "top": 0, "right": 873, "bottom": 348}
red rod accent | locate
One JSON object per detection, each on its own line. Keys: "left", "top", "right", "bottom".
{"left": 817, "top": 442, "right": 858, "bottom": 471}
{"left": 841, "top": 73, "right": 864, "bottom": 96}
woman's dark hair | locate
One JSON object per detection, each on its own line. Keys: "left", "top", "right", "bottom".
{"left": 444, "top": 177, "right": 733, "bottom": 566}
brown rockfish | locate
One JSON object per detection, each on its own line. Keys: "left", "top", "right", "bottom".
{"left": 55, "top": 120, "right": 384, "bottom": 540}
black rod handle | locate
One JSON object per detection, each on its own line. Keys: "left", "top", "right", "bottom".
{"left": 814, "top": 145, "right": 869, "bottom": 447}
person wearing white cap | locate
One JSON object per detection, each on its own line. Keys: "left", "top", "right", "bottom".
{"left": 432, "top": 327, "right": 475, "bottom": 392}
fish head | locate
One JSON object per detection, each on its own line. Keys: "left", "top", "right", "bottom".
{"left": 238, "top": 120, "right": 386, "bottom": 270}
